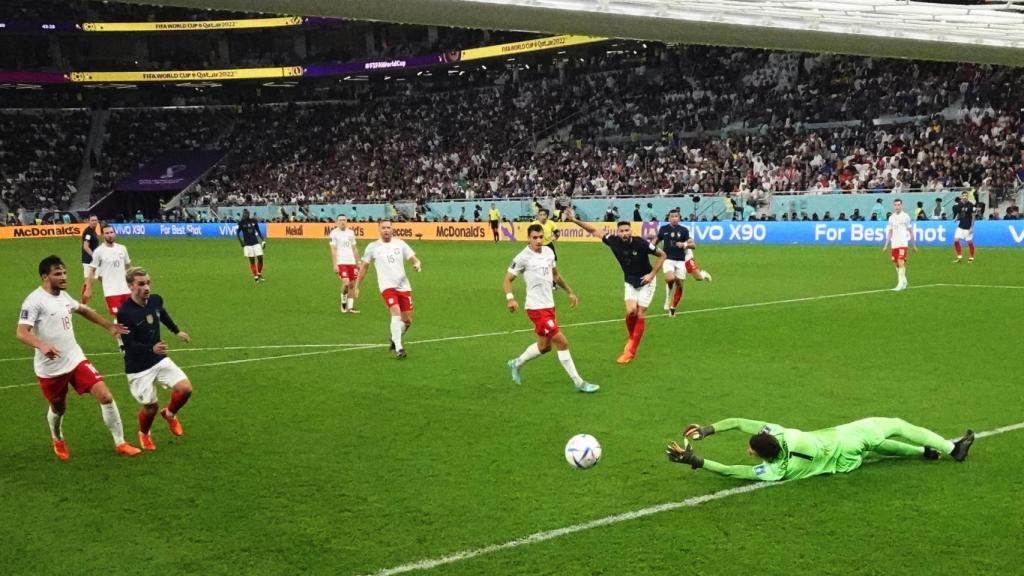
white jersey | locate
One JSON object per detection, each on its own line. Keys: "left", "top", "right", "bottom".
{"left": 362, "top": 239, "right": 415, "bottom": 292}
{"left": 89, "top": 243, "right": 131, "bottom": 296}
{"left": 329, "top": 228, "right": 358, "bottom": 265}
{"left": 887, "top": 212, "right": 913, "bottom": 248}
{"left": 508, "top": 246, "right": 556, "bottom": 310}
{"left": 18, "top": 288, "right": 87, "bottom": 378}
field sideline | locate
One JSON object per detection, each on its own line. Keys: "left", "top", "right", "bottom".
{"left": 1, "top": 238, "right": 1022, "bottom": 575}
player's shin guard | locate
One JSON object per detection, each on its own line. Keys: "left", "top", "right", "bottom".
{"left": 47, "top": 407, "right": 63, "bottom": 440}
{"left": 556, "top": 349, "right": 584, "bottom": 386}
{"left": 100, "top": 401, "right": 126, "bottom": 445}
{"left": 390, "top": 316, "right": 405, "bottom": 350}
{"left": 954, "top": 240, "right": 962, "bottom": 256}
{"left": 165, "top": 390, "right": 190, "bottom": 418}
{"left": 516, "top": 343, "right": 543, "bottom": 368}
{"left": 138, "top": 408, "right": 156, "bottom": 434}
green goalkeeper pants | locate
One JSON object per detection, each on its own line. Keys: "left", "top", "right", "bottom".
{"left": 832, "top": 417, "right": 954, "bottom": 473}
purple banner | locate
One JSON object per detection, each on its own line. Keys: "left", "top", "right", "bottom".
{"left": 115, "top": 150, "right": 226, "bottom": 192}
{"left": 304, "top": 52, "right": 455, "bottom": 77}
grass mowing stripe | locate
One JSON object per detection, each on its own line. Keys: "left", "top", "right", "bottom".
{"left": 363, "top": 421, "right": 1024, "bottom": 576}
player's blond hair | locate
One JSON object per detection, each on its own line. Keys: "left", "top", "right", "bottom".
{"left": 126, "top": 266, "right": 149, "bottom": 286}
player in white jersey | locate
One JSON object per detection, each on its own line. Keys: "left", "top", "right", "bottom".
{"left": 84, "top": 224, "right": 132, "bottom": 316}
{"left": 16, "top": 255, "right": 141, "bottom": 460}
{"left": 329, "top": 215, "right": 361, "bottom": 313}
{"left": 503, "top": 224, "right": 598, "bottom": 393}
{"left": 883, "top": 199, "right": 917, "bottom": 291}
{"left": 353, "top": 220, "right": 422, "bottom": 358}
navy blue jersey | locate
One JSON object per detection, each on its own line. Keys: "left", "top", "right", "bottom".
{"left": 601, "top": 233, "right": 658, "bottom": 288}
{"left": 81, "top": 225, "right": 99, "bottom": 264}
{"left": 117, "top": 294, "right": 180, "bottom": 374}
{"left": 957, "top": 202, "right": 975, "bottom": 230}
{"left": 657, "top": 224, "right": 691, "bottom": 261}
{"left": 237, "top": 217, "right": 263, "bottom": 246}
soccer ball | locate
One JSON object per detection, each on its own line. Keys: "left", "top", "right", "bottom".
{"left": 564, "top": 433, "right": 602, "bottom": 469}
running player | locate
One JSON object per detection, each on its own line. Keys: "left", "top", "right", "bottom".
{"left": 329, "top": 215, "right": 360, "bottom": 313}
{"left": 953, "top": 191, "right": 976, "bottom": 263}
{"left": 883, "top": 199, "right": 916, "bottom": 291}
{"left": 80, "top": 214, "right": 100, "bottom": 301}
{"left": 667, "top": 417, "right": 975, "bottom": 481}
{"left": 488, "top": 203, "right": 501, "bottom": 243}
{"left": 118, "top": 267, "right": 193, "bottom": 451}
{"left": 504, "top": 223, "right": 598, "bottom": 393}
{"left": 84, "top": 224, "right": 131, "bottom": 317}
{"left": 16, "top": 255, "right": 140, "bottom": 460}
{"left": 353, "top": 220, "right": 422, "bottom": 358}
{"left": 657, "top": 210, "right": 711, "bottom": 316}
{"left": 236, "top": 209, "right": 266, "bottom": 282}
{"left": 566, "top": 208, "right": 666, "bottom": 364}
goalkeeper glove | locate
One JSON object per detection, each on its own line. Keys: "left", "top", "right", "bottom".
{"left": 666, "top": 441, "right": 704, "bottom": 469}
{"left": 683, "top": 424, "right": 715, "bottom": 440}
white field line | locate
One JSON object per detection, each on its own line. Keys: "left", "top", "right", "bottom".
{"left": 932, "top": 283, "right": 1024, "bottom": 290}
{"left": 0, "top": 343, "right": 387, "bottom": 363}
{"left": 363, "top": 422, "right": 1024, "bottom": 576}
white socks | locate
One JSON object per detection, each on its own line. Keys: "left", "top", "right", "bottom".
{"left": 897, "top": 267, "right": 907, "bottom": 284}
{"left": 347, "top": 297, "right": 355, "bottom": 310}
{"left": 100, "top": 401, "right": 126, "bottom": 445}
{"left": 515, "top": 343, "right": 543, "bottom": 368}
{"left": 556, "top": 349, "right": 584, "bottom": 386}
{"left": 47, "top": 407, "right": 63, "bottom": 440}
{"left": 390, "top": 315, "right": 405, "bottom": 350}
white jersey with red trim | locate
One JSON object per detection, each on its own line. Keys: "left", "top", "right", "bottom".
{"left": 362, "top": 239, "right": 415, "bottom": 292}
{"left": 18, "top": 288, "right": 87, "bottom": 377}
{"left": 508, "top": 246, "right": 556, "bottom": 310}
{"left": 887, "top": 212, "right": 913, "bottom": 248}
{"left": 89, "top": 242, "right": 131, "bottom": 296}
{"left": 329, "top": 228, "right": 358, "bottom": 265}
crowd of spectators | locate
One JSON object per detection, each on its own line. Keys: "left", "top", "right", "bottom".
{"left": 0, "top": 110, "right": 89, "bottom": 216}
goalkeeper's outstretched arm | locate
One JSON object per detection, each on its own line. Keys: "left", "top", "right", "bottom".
{"left": 710, "top": 418, "right": 774, "bottom": 435}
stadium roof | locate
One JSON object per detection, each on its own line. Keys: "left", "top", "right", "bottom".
{"left": 151, "top": 0, "right": 1024, "bottom": 65}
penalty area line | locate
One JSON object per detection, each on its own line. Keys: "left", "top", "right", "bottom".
{"left": 361, "top": 421, "right": 1024, "bottom": 576}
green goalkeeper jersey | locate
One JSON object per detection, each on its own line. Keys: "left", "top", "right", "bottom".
{"left": 701, "top": 418, "right": 862, "bottom": 481}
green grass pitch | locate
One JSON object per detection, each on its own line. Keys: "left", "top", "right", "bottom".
{"left": 1, "top": 237, "right": 1022, "bottom": 575}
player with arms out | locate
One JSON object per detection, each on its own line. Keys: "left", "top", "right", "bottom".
{"left": 657, "top": 210, "right": 711, "bottom": 316}
{"left": 567, "top": 208, "right": 666, "bottom": 364}
{"left": 882, "top": 199, "right": 916, "bottom": 291}
{"left": 329, "top": 215, "right": 360, "bottom": 313}
{"left": 667, "top": 417, "right": 975, "bottom": 481}
{"left": 118, "top": 268, "right": 193, "bottom": 451}
{"left": 80, "top": 214, "right": 100, "bottom": 301}
{"left": 504, "top": 224, "right": 599, "bottom": 393}
{"left": 353, "top": 220, "right": 421, "bottom": 358}
{"left": 236, "top": 209, "right": 266, "bottom": 283}
{"left": 16, "top": 255, "right": 140, "bottom": 460}
{"left": 953, "top": 191, "right": 976, "bottom": 263}
{"left": 84, "top": 224, "right": 132, "bottom": 317}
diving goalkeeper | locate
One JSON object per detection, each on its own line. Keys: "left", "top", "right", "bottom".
{"left": 666, "top": 417, "right": 975, "bottom": 481}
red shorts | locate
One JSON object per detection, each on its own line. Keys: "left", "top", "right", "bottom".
{"left": 336, "top": 264, "right": 358, "bottom": 281}
{"left": 684, "top": 259, "right": 699, "bottom": 273}
{"left": 37, "top": 360, "right": 103, "bottom": 404}
{"left": 890, "top": 247, "right": 908, "bottom": 263}
{"left": 381, "top": 288, "right": 413, "bottom": 312}
{"left": 105, "top": 294, "right": 130, "bottom": 316}
{"left": 526, "top": 307, "right": 560, "bottom": 337}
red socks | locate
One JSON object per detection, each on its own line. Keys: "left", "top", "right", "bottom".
{"left": 627, "top": 317, "right": 646, "bottom": 354}
{"left": 138, "top": 409, "right": 156, "bottom": 434}
{"left": 625, "top": 313, "right": 636, "bottom": 335}
{"left": 954, "top": 240, "right": 962, "bottom": 256}
{"left": 671, "top": 283, "right": 684, "bottom": 308}
{"left": 249, "top": 262, "right": 258, "bottom": 276}
{"left": 256, "top": 260, "right": 264, "bottom": 274}
{"left": 968, "top": 242, "right": 975, "bottom": 257}
{"left": 165, "top": 390, "right": 190, "bottom": 416}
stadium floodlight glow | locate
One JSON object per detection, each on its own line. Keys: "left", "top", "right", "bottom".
{"left": 141, "top": 0, "right": 1024, "bottom": 65}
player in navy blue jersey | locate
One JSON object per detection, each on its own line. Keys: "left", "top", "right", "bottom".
{"left": 80, "top": 214, "right": 100, "bottom": 302}
{"left": 566, "top": 208, "right": 665, "bottom": 364}
{"left": 117, "top": 267, "right": 193, "bottom": 451}
{"left": 236, "top": 209, "right": 266, "bottom": 282}
{"left": 656, "top": 210, "right": 711, "bottom": 316}
{"left": 952, "top": 191, "right": 976, "bottom": 263}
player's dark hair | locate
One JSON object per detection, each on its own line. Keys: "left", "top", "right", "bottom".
{"left": 38, "top": 255, "right": 64, "bottom": 277}
{"left": 537, "top": 208, "right": 549, "bottom": 216}
{"left": 102, "top": 224, "right": 114, "bottom": 232}
{"left": 668, "top": 209, "right": 681, "bottom": 216}
{"left": 527, "top": 223, "right": 544, "bottom": 236}
{"left": 616, "top": 221, "right": 631, "bottom": 228}
{"left": 749, "top": 433, "right": 782, "bottom": 460}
